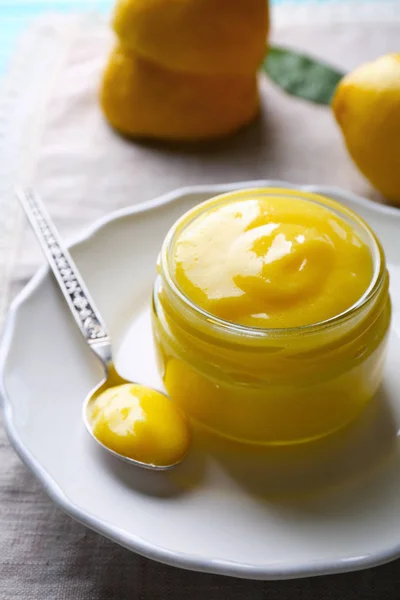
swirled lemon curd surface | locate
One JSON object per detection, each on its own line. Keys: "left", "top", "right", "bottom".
{"left": 173, "top": 196, "right": 373, "bottom": 328}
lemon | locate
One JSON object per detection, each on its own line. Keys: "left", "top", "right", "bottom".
{"left": 112, "top": 0, "right": 269, "bottom": 76}
{"left": 101, "top": 46, "right": 259, "bottom": 141}
{"left": 332, "top": 53, "right": 400, "bottom": 203}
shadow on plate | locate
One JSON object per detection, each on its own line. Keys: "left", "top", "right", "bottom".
{"left": 94, "top": 435, "right": 206, "bottom": 499}
{"left": 194, "top": 384, "right": 398, "bottom": 500}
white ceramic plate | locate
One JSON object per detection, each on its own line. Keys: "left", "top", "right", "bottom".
{"left": 3, "top": 180, "right": 400, "bottom": 581}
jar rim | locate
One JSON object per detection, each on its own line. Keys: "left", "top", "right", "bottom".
{"left": 159, "top": 187, "right": 386, "bottom": 339}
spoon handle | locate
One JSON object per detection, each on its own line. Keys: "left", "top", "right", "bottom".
{"left": 16, "top": 188, "right": 112, "bottom": 364}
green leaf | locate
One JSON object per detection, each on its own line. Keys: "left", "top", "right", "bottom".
{"left": 263, "top": 46, "right": 345, "bottom": 106}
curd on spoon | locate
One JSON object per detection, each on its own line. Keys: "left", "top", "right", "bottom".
{"left": 88, "top": 383, "right": 190, "bottom": 467}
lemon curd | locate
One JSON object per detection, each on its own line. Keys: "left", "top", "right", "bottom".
{"left": 152, "top": 189, "right": 391, "bottom": 445}
{"left": 89, "top": 384, "right": 190, "bottom": 466}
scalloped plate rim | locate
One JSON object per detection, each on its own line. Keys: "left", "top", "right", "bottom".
{"left": 2, "top": 179, "right": 400, "bottom": 581}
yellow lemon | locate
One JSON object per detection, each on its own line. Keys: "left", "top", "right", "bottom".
{"left": 101, "top": 46, "right": 259, "bottom": 141}
{"left": 113, "top": 0, "right": 269, "bottom": 76}
{"left": 332, "top": 53, "right": 400, "bottom": 203}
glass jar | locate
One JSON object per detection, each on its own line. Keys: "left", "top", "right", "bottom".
{"left": 152, "top": 188, "right": 391, "bottom": 445}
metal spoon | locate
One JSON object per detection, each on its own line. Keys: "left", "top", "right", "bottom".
{"left": 17, "top": 188, "right": 185, "bottom": 471}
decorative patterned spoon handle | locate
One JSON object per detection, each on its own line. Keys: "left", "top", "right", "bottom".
{"left": 16, "top": 188, "right": 112, "bottom": 364}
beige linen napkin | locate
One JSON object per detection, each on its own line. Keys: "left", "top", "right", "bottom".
{"left": 2, "top": 5, "right": 400, "bottom": 599}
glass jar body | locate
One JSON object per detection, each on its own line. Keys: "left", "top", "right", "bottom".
{"left": 152, "top": 188, "right": 391, "bottom": 445}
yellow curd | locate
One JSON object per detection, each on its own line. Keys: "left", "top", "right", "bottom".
{"left": 89, "top": 384, "right": 190, "bottom": 466}
{"left": 152, "top": 189, "right": 391, "bottom": 445}
{"left": 173, "top": 194, "right": 373, "bottom": 328}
